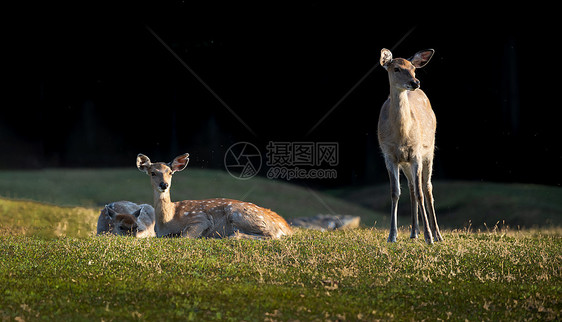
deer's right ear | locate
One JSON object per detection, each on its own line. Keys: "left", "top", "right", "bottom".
{"left": 136, "top": 154, "right": 152, "bottom": 174}
{"left": 132, "top": 208, "right": 142, "bottom": 218}
{"left": 380, "top": 48, "right": 393, "bottom": 70}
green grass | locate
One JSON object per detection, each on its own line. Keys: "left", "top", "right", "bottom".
{"left": 1, "top": 229, "right": 561, "bottom": 320}
{"left": 0, "top": 199, "right": 97, "bottom": 239}
{"left": 0, "top": 169, "right": 561, "bottom": 320}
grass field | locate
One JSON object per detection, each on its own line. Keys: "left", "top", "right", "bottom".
{"left": 1, "top": 229, "right": 561, "bottom": 320}
{"left": 0, "top": 169, "right": 561, "bottom": 320}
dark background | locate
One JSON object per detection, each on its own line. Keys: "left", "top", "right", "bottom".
{"left": 3, "top": 2, "right": 560, "bottom": 186}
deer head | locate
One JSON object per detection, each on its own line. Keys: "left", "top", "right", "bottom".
{"left": 136, "top": 153, "right": 190, "bottom": 193}
{"left": 380, "top": 48, "right": 434, "bottom": 91}
{"left": 106, "top": 206, "right": 142, "bottom": 236}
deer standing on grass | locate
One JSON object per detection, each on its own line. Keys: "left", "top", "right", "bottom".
{"left": 136, "top": 153, "right": 293, "bottom": 239}
{"left": 378, "top": 48, "right": 443, "bottom": 244}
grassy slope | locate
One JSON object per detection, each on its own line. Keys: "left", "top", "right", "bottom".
{"left": 1, "top": 229, "right": 561, "bottom": 320}
{"left": 329, "top": 181, "right": 562, "bottom": 229}
{"left": 0, "top": 199, "right": 97, "bottom": 239}
{"left": 1, "top": 169, "right": 561, "bottom": 236}
{"left": 0, "top": 168, "right": 385, "bottom": 232}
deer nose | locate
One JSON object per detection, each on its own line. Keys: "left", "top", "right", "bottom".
{"left": 159, "top": 182, "right": 169, "bottom": 190}
{"left": 410, "top": 79, "right": 420, "bottom": 89}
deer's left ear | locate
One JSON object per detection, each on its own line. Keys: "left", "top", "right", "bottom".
{"left": 170, "top": 153, "right": 190, "bottom": 173}
{"left": 409, "top": 49, "right": 434, "bottom": 68}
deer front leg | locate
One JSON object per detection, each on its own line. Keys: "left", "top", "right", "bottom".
{"left": 402, "top": 165, "right": 419, "bottom": 239}
{"left": 411, "top": 159, "right": 433, "bottom": 245}
{"left": 385, "top": 159, "right": 400, "bottom": 243}
{"left": 422, "top": 159, "right": 443, "bottom": 242}
{"left": 409, "top": 185, "right": 420, "bottom": 239}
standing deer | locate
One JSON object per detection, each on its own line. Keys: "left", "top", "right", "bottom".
{"left": 378, "top": 48, "right": 443, "bottom": 244}
{"left": 136, "top": 153, "right": 293, "bottom": 239}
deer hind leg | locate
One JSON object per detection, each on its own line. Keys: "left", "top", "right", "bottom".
{"left": 183, "top": 221, "right": 211, "bottom": 238}
{"left": 385, "top": 158, "right": 400, "bottom": 243}
{"left": 411, "top": 159, "right": 433, "bottom": 244}
{"left": 182, "top": 212, "right": 212, "bottom": 238}
{"left": 402, "top": 164, "right": 419, "bottom": 239}
{"left": 226, "top": 205, "right": 270, "bottom": 238}
{"left": 229, "top": 232, "right": 265, "bottom": 240}
{"left": 422, "top": 159, "right": 443, "bottom": 242}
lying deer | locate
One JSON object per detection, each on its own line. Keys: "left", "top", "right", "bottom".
{"left": 96, "top": 201, "right": 156, "bottom": 238}
{"left": 136, "top": 153, "right": 293, "bottom": 239}
{"left": 378, "top": 48, "right": 444, "bottom": 244}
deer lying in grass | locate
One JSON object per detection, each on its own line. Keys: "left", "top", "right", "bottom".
{"left": 378, "top": 48, "right": 443, "bottom": 244}
{"left": 136, "top": 153, "right": 293, "bottom": 239}
{"left": 290, "top": 214, "right": 360, "bottom": 231}
{"left": 96, "top": 201, "right": 156, "bottom": 238}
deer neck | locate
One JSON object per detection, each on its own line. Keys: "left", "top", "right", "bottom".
{"left": 389, "top": 87, "right": 414, "bottom": 138}
{"left": 153, "top": 189, "right": 176, "bottom": 228}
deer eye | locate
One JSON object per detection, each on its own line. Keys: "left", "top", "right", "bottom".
{"left": 151, "top": 172, "right": 156, "bottom": 176}
{"left": 393, "top": 68, "right": 400, "bottom": 73}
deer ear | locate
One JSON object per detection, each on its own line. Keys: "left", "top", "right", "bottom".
{"left": 380, "top": 48, "right": 393, "bottom": 70}
{"left": 132, "top": 208, "right": 142, "bottom": 218}
{"left": 409, "top": 49, "right": 434, "bottom": 68}
{"left": 170, "top": 153, "right": 190, "bottom": 173}
{"left": 105, "top": 205, "right": 118, "bottom": 219}
{"left": 136, "top": 154, "right": 152, "bottom": 174}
